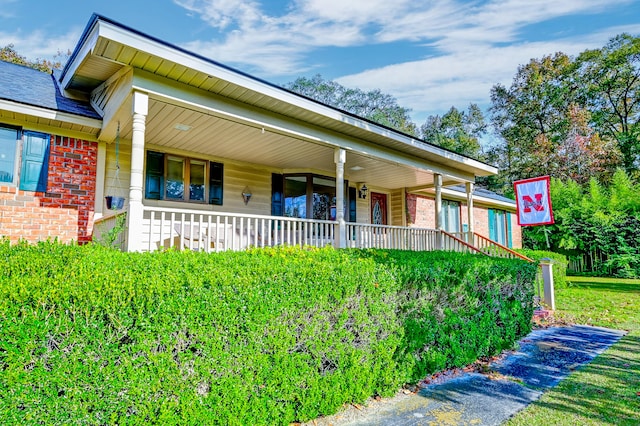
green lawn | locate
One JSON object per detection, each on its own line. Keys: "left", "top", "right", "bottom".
{"left": 506, "top": 276, "right": 640, "bottom": 425}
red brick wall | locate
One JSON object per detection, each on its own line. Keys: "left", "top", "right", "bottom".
{"left": 472, "top": 206, "right": 490, "bottom": 237}
{"left": 406, "top": 194, "right": 523, "bottom": 247}
{"left": 510, "top": 213, "right": 523, "bottom": 249}
{"left": 406, "top": 193, "right": 436, "bottom": 228}
{"left": 0, "top": 135, "right": 97, "bottom": 244}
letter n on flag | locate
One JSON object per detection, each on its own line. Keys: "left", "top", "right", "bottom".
{"left": 513, "top": 176, "right": 554, "bottom": 226}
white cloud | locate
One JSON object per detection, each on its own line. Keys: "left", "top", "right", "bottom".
{"left": 176, "top": 0, "right": 377, "bottom": 74}
{"left": 337, "top": 30, "right": 639, "bottom": 123}
{"left": 174, "top": 1, "right": 635, "bottom": 68}
{"left": 0, "top": 28, "right": 80, "bottom": 62}
{"left": 175, "top": 0, "right": 263, "bottom": 30}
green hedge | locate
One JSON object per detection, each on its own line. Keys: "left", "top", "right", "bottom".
{"left": 359, "top": 250, "right": 537, "bottom": 383}
{"left": 0, "top": 241, "right": 537, "bottom": 425}
{"left": 517, "top": 249, "right": 569, "bottom": 289}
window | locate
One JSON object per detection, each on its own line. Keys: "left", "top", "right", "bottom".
{"left": 284, "top": 175, "right": 307, "bottom": 218}
{"left": 0, "top": 126, "right": 18, "bottom": 184}
{"left": 166, "top": 156, "right": 185, "bottom": 200}
{"left": 189, "top": 160, "right": 206, "bottom": 201}
{"left": 145, "top": 150, "right": 223, "bottom": 205}
{"left": 489, "top": 209, "right": 513, "bottom": 247}
{"left": 273, "top": 173, "right": 353, "bottom": 220}
{"left": 441, "top": 200, "right": 461, "bottom": 233}
{"left": 0, "top": 124, "right": 49, "bottom": 191}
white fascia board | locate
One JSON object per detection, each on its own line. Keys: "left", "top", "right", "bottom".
{"left": 441, "top": 187, "right": 516, "bottom": 210}
{"left": 131, "top": 69, "right": 476, "bottom": 183}
{"left": 60, "top": 24, "right": 101, "bottom": 92}
{"left": 475, "top": 197, "right": 516, "bottom": 210}
{"left": 93, "top": 18, "right": 496, "bottom": 176}
{"left": 0, "top": 99, "right": 103, "bottom": 129}
{"left": 413, "top": 186, "right": 516, "bottom": 210}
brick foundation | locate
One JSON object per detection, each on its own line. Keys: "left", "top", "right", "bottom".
{"left": 0, "top": 136, "right": 97, "bottom": 244}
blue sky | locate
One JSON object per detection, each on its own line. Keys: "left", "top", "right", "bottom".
{"left": 1, "top": 0, "right": 639, "bottom": 124}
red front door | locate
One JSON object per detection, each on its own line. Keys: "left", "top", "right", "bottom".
{"left": 371, "top": 192, "right": 388, "bottom": 225}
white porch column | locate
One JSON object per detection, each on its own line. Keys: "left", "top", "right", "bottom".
{"left": 435, "top": 174, "right": 443, "bottom": 230}
{"left": 466, "top": 181, "right": 474, "bottom": 243}
{"left": 334, "top": 148, "right": 346, "bottom": 249}
{"left": 94, "top": 142, "right": 107, "bottom": 218}
{"left": 435, "top": 173, "right": 443, "bottom": 249}
{"left": 126, "top": 91, "right": 148, "bottom": 252}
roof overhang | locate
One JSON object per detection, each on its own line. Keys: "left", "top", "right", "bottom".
{"left": 0, "top": 99, "right": 102, "bottom": 139}
{"left": 409, "top": 186, "right": 516, "bottom": 210}
{"left": 60, "top": 14, "right": 498, "bottom": 185}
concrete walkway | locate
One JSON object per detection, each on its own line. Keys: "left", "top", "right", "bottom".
{"left": 309, "top": 325, "right": 625, "bottom": 426}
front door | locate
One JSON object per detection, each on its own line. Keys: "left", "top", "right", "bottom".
{"left": 371, "top": 192, "right": 388, "bottom": 225}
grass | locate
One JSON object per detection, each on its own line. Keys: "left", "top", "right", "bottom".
{"left": 506, "top": 276, "right": 640, "bottom": 425}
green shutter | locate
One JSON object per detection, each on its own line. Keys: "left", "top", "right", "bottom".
{"left": 271, "top": 173, "right": 283, "bottom": 216}
{"left": 209, "top": 161, "right": 223, "bottom": 205}
{"left": 488, "top": 209, "right": 496, "bottom": 241}
{"left": 348, "top": 187, "right": 357, "bottom": 222}
{"left": 507, "top": 212, "right": 513, "bottom": 248}
{"left": 19, "top": 131, "right": 50, "bottom": 192}
{"left": 145, "top": 151, "right": 164, "bottom": 199}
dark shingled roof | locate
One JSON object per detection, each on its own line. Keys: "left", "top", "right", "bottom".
{"left": 0, "top": 60, "right": 101, "bottom": 120}
{"left": 449, "top": 184, "right": 516, "bottom": 205}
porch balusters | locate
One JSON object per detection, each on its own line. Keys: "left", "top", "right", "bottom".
{"left": 140, "top": 206, "right": 444, "bottom": 253}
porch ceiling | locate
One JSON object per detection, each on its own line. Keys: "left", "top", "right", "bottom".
{"left": 117, "top": 98, "right": 437, "bottom": 189}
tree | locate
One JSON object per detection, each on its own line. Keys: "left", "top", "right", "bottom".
{"left": 489, "top": 53, "right": 577, "bottom": 184}
{"left": 0, "top": 44, "right": 66, "bottom": 73}
{"left": 552, "top": 105, "right": 621, "bottom": 184}
{"left": 420, "top": 104, "right": 486, "bottom": 158}
{"left": 574, "top": 33, "right": 640, "bottom": 173}
{"left": 286, "top": 74, "right": 418, "bottom": 136}
{"left": 488, "top": 34, "right": 640, "bottom": 192}
{"left": 523, "top": 170, "right": 640, "bottom": 277}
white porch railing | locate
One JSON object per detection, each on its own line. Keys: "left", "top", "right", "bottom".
{"left": 141, "top": 207, "right": 336, "bottom": 252}
{"left": 139, "top": 206, "right": 443, "bottom": 253}
{"left": 346, "top": 223, "right": 439, "bottom": 250}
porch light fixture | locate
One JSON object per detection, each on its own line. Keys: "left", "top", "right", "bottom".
{"left": 358, "top": 183, "right": 368, "bottom": 200}
{"left": 242, "top": 186, "right": 252, "bottom": 205}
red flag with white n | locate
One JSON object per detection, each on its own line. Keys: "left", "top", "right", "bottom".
{"left": 513, "top": 176, "right": 555, "bottom": 226}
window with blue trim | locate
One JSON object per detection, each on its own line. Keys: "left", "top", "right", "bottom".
{"left": 441, "top": 200, "right": 461, "bottom": 233}
{"left": 0, "top": 124, "right": 50, "bottom": 192}
{"left": 489, "top": 209, "right": 513, "bottom": 248}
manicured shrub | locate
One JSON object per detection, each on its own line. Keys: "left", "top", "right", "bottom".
{"left": 517, "top": 249, "right": 568, "bottom": 289}
{"left": 0, "top": 240, "right": 536, "bottom": 424}
{"left": 356, "top": 250, "right": 537, "bottom": 382}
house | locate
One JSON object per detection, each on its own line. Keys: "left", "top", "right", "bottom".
{"left": 0, "top": 14, "right": 522, "bottom": 254}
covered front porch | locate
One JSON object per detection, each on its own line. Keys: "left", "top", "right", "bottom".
{"left": 90, "top": 81, "right": 487, "bottom": 254}
{"left": 63, "top": 16, "right": 511, "bottom": 256}
{"left": 94, "top": 205, "right": 482, "bottom": 255}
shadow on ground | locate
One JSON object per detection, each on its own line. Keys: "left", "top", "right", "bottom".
{"left": 308, "top": 325, "right": 625, "bottom": 426}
